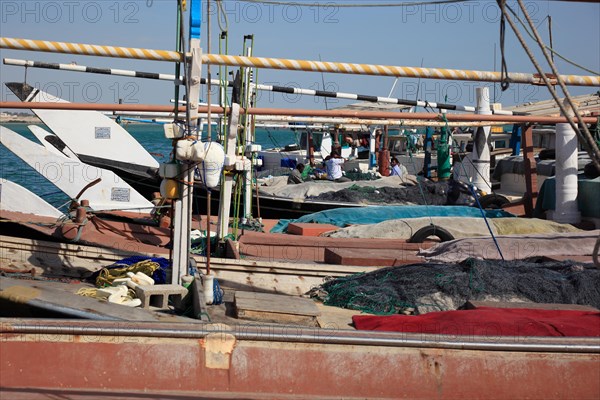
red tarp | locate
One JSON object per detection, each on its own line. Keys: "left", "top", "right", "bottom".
{"left": 353, "top": 307, "right": 600, "bottom": 337}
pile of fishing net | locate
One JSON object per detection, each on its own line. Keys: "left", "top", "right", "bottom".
{"left": 310, "top": 181, "right": 471, "bottom": 205}
{"left": 309, "top": 258, "right": 600, "bottom": 315}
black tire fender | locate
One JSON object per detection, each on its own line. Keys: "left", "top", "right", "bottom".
{"left": 478, "top": 194, "right": 510, "bottom": 209}
{"left": 408, "top": 225, "right": 455, "bottom": 243}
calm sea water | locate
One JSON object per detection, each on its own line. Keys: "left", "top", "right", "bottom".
{"left": 0, "top": 122, "right": 297, "bottom": 209}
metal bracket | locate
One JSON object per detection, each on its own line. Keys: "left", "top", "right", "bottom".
{"left": 187, "top": 46, "right": 202, "bottom": 121}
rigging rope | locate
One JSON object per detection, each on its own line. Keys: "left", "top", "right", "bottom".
{"left": 505, "top": 6, "right": 600, "bottom": 76}
{"left": 497, "top": 0, "right": 510, "bottom": 91}
{"left": 501, "top": 1, "right": 600, "bottom": 169}
{"left": 173, "top": 0, "right": 183, "bottom": 122}
{"left": 237, "top": 0, "right": 474, "bottom": 8}
{"left": 216, "top": 0, "right": 229, "bottom": 33}
{"left": 515, "top": 0, "right": 600, "bottom": 157}
{"left": 469, "top": 185, "right": 505, "bottom": 260}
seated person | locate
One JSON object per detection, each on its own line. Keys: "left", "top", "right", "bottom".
{"left": 287, "top": 163, "right": 305, "bottom": 184}
{"left": 390, "top": 157, "right": 404, "bottom": 177}
{"left": 325, "top": 151, "right": 351, "bottom": 183}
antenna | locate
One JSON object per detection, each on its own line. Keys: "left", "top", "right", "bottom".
{"left": 493, "top": 42, "right": 497, "bottom": 103}
{"left": 318, "top": 54, "right": 328, "bottom": 110}
{"left": 548, "top": 15, "right": 554, "bottom": 64}
{"left": 414, "top": 57, "right": 424, "bottom": 111}
{"left": 388, "top": 78, "right": 399, "bottom": 98}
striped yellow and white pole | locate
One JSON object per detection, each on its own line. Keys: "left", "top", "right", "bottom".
{"left": 202, "top": 54, "right": 600, "bottom": 87}
{"left": 0, "top": 37, "right": 183, "bottom": 62}
{"left": 1, "top": 36, "right": 599, "bottom": 86}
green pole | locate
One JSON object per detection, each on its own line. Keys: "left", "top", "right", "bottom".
{"left": 437, "top": 124, "right": 451, "bottom": 180}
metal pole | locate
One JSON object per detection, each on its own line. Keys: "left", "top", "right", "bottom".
{"left": 206, "top": 190, "right": 211, "bottom": 274}
{"left": 554, "top": 112, "right": 581, "bottom": 224}
{"left": 2, "top": 102, "right": 598, "bottom": 124}
{"left": 471, "top": 87, "right": 492, "bottom": 193}
{"left": 522, "top": 124, "right": 538, "bottom": 217}
{"left": 5, "top": 320, "right": 599, "bottom": 352}
{"left": 493, "top": 43, "right": 497, "bottom": 103}
{"left": 548, "top": 16, "right": 554, "bottom": 64}
{"left": 207, "top": 0, "right": 212, "bottom": 142}
{"left": 243, "top": 41, "right": 253, "bottom": 220}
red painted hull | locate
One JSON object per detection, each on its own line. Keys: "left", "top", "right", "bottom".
{"left": 1, "top": 319, "right": 599, "bottom": 399}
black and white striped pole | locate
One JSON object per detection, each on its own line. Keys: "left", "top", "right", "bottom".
{"left": 4, "top": 58, "right": 527, "bottom": 116}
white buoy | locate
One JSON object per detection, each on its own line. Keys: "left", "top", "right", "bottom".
{"left": 471, "top": 87, "right": 492, "bottom": 193}
{"left": 553, "top": 117, "right": 581, "bottom": 224}
{"left": 203, "top": 274, "right": 215, "bottom": 305}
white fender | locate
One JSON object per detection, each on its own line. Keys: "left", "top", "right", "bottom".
{"left": 197, "top": 142, "right": 225, "bottom": 189}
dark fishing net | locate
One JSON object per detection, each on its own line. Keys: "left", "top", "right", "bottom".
{"left": 309, "top": 258, "right": 600, "bottom": 315}
{"left": 309, "top": 181, "right": 471, "bottom": 205}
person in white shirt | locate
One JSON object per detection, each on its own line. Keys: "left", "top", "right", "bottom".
{"left": 325, "top": 151, "right": 351, "bottom": 182}
{"left": 390, "top": 157, "right": 404, "bottom": 177}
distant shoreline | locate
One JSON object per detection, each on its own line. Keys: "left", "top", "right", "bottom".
{"left": 0, "top": 115, "right": 41, "bottom": 124}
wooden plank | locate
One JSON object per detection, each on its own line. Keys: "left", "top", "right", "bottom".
{"left": 315, "top": 302, "right": 361, "bottom": 330}
{"left": 235, "top": 291, "right": 320, "bottom": 316}
{"left": 239, "top": 238, "right": 431, "bottom": 263}
{"left": 1, "top": 235, "right": 379, "bottom": 295}
{"left": 0, "top": 276, "right": 159, "bottom": 321}
{"left": 522, "top": 124, "right": 538, "bottom": 217}
{"left": 287, "top": 223, "right": 339, "bottom": 236}
{"left": 236, "top": 309, "right": 318, "bottom": 326}
{"left": 1, "top": 234, "right": 377, "bottom": 275}
{"left": 324, "top": 248, "right": 424, "bottom": 266}
{"left": 235, "top": 291, "right": 321, "bottom": 326}
{"left": 464, "top": 300, "right": 599, "bottom": 312}
{"left": 239, "top": 231, "right": 435, "bottom": 250}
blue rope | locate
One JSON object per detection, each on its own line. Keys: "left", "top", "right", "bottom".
{"left": 450, "top": 133, "right": 503, "bottom": 261}
{"left": 469, "top": 185, "right": 505, "bottom": 261}
{"left": 213, "top": 278, "right": 223, "bottom": 305}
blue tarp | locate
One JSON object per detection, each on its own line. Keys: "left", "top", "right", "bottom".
{"left": 271, "top": 205, "right": 514, "bottom": 233}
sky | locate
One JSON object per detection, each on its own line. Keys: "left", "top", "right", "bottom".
{"left": 0, "top": 0, "right": 598, "bottom": 112}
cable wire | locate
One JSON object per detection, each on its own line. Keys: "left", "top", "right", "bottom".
{"left": 515, "top": 0, "right": 600, "bottom": 168}
{"left": 505, "top": 6, "right": 600, "bottom": 75}
{"left": 237, "top": 0, "right": 474, "bottom": 8}
{"left": 215, "top": 0, "right": 229, "bottom": 33}
{"left": 498, "top": 0, "right": 511, "bottom": 91}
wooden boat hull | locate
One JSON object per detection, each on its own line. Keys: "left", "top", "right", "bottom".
{"left": 127, "top": 171, "right": 361, "bottom": 219}
{"left": 0, "top": 235, "right": 379, "bottom": 296}
{"left": 1, "top": 318, "right": 599, "bottom": 399}
{"left": 82, "top": 158, "right": 363, "bottom": 219}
